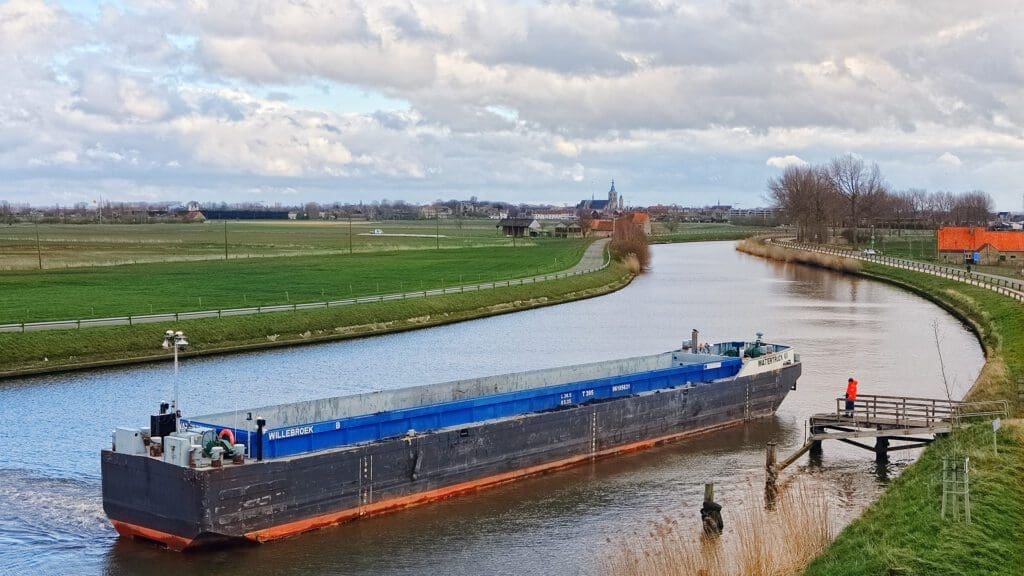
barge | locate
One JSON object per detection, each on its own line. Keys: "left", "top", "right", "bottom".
{"left": 102, "top": 332, "right": 800, "bottom": 549}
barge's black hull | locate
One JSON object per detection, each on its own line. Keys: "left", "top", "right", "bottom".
{"left": 102, "top": 363, "right": 800, "bottom": 548}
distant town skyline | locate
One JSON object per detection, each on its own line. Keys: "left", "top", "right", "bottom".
{"left": 2, "top": 1, "right": 1022, "bottom": 209}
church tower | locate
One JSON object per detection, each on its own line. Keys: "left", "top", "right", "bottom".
{"left": 607, "top": 180, "right": 617, "bottom": 212}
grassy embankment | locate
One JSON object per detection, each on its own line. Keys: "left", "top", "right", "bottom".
{"left": 740, "top": 239, "right": 1024, "bottom": 575}
{"left": 0, "top": 259, "right": 631, "bottom": 376}
{"left": 802, "top": 260, "right": 1024, "bottom": 576}
{"left": 0, "top": 241, "right": 587, "bottom": 323}
{"left": 607, "top": 240, "right": 1023, "bottom": 576}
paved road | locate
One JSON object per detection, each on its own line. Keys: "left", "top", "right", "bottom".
{"left": 569, "top": 238, "right": 609, "bottom": 272}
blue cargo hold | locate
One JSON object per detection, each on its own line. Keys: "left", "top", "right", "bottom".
{"left": 184, "top": 358, "right": 741, "bottom": 459}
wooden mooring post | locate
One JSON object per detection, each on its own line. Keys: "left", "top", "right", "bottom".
{"left": 765, "top": 442, "right": 778, "bottom": 510}
{"left": 700, "top": 482, "right": 723, "bottom": 536}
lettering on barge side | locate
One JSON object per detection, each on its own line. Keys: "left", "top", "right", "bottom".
{"left": 267, "top": 426, "right": 314, "bottom": 441}
{"left": 757, "top": 354, "right": 782, "bottom": 367}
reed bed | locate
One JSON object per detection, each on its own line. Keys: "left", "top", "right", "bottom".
{"left": 735, "top": 239, "right": 861, "bottom": 273}
{"left": 604, "top": 481, "right": 833, "bottom": 576}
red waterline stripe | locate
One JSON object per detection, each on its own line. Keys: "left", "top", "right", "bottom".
{"left": 245, "top": 418, "right": 744, "bottom": 543}
{"left": 110, "top": 519, "right": 194, "bottom": 551}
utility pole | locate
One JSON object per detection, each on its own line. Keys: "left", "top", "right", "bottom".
{"left": 436, "top": 211, "right": 440, "bottom": 249}
{"left": 35, "top": 222, "right": 42, "bottom": 270}
{"left": 223, "top": 221, "right": 228, "bottom": 260}
{"left": 348, "top": 212, "right": 353, "bottom": 255}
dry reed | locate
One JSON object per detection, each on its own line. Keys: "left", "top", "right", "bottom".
{"left": 622, "top": 254, "right": 642, "bottom": 275}
{"left": 735, "top": 239, "right": 861, "bottom": 273}
{"left": 610, "top": 218, "right": 652, "bottom": 271}
{"left": 603, "top": 481, "right": 833, "bottom": 576}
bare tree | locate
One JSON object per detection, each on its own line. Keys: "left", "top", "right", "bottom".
{"left": 826, "top": 154, "right": 885, "bottom": 244}
{"left": 952, "top": 191, "right": 993, "bottom": 226}
{"left": 767, "top": 164, "right": 837, "bottom": 242}
{"left": 576, "top": 208, "right": 594, "bottom": 237}
{"left": 886, "top": 190, "right": 917, "bottom": 234}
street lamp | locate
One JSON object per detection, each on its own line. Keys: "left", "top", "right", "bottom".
{"left": 162, "top": 330, "right": 189, "bottom": 421}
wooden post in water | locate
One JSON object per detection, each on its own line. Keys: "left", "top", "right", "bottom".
{"left": 809, "top": 425, "right": 824, "bottom": 457}
{"left": 765, "top": 442, "right": 778, "bottom": 510}
{"left": 875, "top": 436, "right": 890, "bottom": 463}
{"left": 700, "top": 482, "right": 723, "bottom": 536}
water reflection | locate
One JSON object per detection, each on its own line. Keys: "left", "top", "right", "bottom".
{"left": 0, "top": 241, "right": 983, "bottom": 576}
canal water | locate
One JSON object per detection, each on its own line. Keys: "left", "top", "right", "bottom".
{"left": 0, "top": 242, "right": 983, "bottom": 576}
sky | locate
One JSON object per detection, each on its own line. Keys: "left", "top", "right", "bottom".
{"left": 1, "top": 1, "right": 1023, "bottom": 209}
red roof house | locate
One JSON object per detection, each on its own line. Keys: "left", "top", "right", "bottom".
{"left": 936, "top": 227, "right": 1024, "bottom": 265}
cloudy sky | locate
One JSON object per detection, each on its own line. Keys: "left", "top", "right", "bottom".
{"left": 2, "top": 0, "right": 1023, "bottom": 208}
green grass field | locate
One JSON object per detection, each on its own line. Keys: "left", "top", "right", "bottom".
{"left": 0, "top": 240, "right": 588, "bottom": 323}
{"left": 0, "top": 260, "right": 631, "bottom": 374}
{"left": 0, "top": 219, "right": 521, "bottom": 270}
{"left": 861, "top": 229, "right": 937, "bottom": 260}
{"left": 649, "top": 222, "right": 774, "bottom": 243}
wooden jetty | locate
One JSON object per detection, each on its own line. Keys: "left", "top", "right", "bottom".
{"left": 772, "top": 394, "right": 1009, "bottom": 473}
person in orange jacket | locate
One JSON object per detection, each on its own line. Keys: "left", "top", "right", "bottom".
{"left": 845, "top": 377, "right": 858, "bottom": 417}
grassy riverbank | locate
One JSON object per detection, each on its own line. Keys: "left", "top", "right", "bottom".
{"left": 804, "top": 422, "right": 1024, "bottom": 576}
{"left": 611, "top": 240, "right": 1022, "bottom": 575}
{"left": 736, "top": 241, "right": 1023, "bottom": 575}
{"left": 801, "top": 260, "right": 1023, "bottom": 576}
{"left": 0, "top": 260, "right": 631, "bottom": 377}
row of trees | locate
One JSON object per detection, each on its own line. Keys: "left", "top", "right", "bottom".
{"left": 768, "top": 154, "right": 994, "bottom": 244}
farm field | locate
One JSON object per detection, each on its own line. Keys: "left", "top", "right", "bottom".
{"left": 855, "top": 228, "right": 937, "bottom": 260}
{"left": 648, "top": 222, "right": 774, "bottom": 243}
{"left": 0, "top": 219, "right": 520, "bottom": 270}
{"left": 0, "top": 240, "right": 588, "bottom": 324}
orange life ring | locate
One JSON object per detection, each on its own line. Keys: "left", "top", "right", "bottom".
{"left": 218, "top": 429, "right": 236, "bottom": 445}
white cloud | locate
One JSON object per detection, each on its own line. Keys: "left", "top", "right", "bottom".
{"left": 1, "top": 1, "right": 1024, "bottom": 209}
{"left": 555, "top": 139, "right": 580, "bottom": 157}
{"left": 766, "top": 155, "right": 808, "bottom": 169}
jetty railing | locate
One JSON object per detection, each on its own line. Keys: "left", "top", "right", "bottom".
{"left": 770, "top": 239, "right": 1024, "bottom": 303}
{"left": 830, "top": 394, "right": 1009, "bottom": 427}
